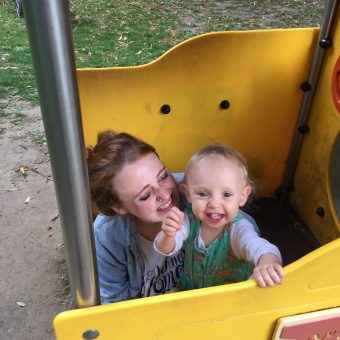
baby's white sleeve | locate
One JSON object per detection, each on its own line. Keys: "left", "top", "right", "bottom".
{"left": 153, "top": 213, "right": 190, "bottom": 256}
{"left": 230, "top": 218, "right": 282, "bottom": 266}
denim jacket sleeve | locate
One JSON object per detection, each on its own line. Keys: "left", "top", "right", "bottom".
{"left": 94, "top": 214, "right": 141, "bottom": 304}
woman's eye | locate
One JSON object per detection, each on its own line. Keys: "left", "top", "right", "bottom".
{"left": 223, "top": 192, "right": 232, "bottom": 198}
{"left": 139, "top": 192, "right": 151, "bottom": 201}
{"left": 159, "top": 170, "right": 169, "bottom": 182}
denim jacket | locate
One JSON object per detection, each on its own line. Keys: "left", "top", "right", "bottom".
{"left": 94, "top": 213, "right": 144, "bottom": 304}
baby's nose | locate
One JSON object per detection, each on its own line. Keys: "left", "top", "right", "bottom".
{"left": 207, "top": 197, "right": 220, "bottom": 207}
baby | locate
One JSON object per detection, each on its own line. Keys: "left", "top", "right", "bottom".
{"left": 154, "top": 144, "right": 284, "bottom": 290}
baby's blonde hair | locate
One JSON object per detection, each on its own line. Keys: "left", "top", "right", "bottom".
{"left": 183, "top": 144, "right": 255, "bottom": 192}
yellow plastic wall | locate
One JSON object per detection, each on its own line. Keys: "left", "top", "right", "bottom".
{"left": 78, "top": 28, "right": 318, "bottom": 197}
{"left": 54, "top": 238, "right": 340, "bottom": 339}
{"left": 290, "top": 9, "right": 340, "bottom": 244}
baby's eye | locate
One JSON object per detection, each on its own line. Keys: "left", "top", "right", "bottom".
{"left": 197, "top": 192, "right": 207, "bottom": 197}
{"left": 223, "top": 192, "right": 232, "bottom": 198}
{"left": 139, "top": 192, "right": 151, "bottom": 201}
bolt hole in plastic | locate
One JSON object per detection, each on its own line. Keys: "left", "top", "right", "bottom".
{"left": 82, "top": 329, "right": 99, "bottom": 339}
{"left": 160, "top": 104, "right": 171, "bottom": 114}
{"left": 220, "top": 100, "right": 230, "bottom": 109}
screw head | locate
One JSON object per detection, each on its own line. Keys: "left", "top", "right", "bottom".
{"left": 300, "top": 82, "right": 312, "bottom": 92}
{"left": 319, "top": 38, "right": 332, "bottom": 48}
{"left": 298, "top": 124, "right": 310, "bottom": 134}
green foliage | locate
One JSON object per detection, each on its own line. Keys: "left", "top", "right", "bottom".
{"left": 10, "top": 112, "right": 25, "bottom": 125}
{"left": 0, "top": 0, "right": 324, "bottom": 102}
{"left": 0, "top": 4, "right": 37, "bottom": 102}
{"left": 28, "top": 129, "right": 47, "bottom": 145}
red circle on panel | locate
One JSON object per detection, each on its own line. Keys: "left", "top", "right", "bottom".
{"left": 332, "top": 56, "right": 340, "bottom": 114}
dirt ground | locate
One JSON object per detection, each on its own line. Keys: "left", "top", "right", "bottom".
{"left": 0, "top": 98, "right": 70, "bottom": 340}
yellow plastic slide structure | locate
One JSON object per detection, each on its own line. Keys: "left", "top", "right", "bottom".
{"left": 54, "top": 7, "right": 340, "bottom": 340}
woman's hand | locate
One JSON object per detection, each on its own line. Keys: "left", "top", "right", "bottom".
{"left": 252, "top": 253, "right": 285, "bottom": 288}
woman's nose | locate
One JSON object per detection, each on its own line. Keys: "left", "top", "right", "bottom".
{"left": 156, "top": 187, "right": 169, "bottom": 202}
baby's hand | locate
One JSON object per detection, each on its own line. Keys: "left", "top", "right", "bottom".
{"left": 252, "top": 253, "right": 285, "bottom": 288}
{"left": 161, "top": 207, "right": 184, "bottom": 238}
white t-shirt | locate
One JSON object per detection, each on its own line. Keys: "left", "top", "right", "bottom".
{"left": 138, "top": 234, "right": 184, "bottom": 297}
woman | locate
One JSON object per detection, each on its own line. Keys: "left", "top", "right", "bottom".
{"left": 87, "top": 130, "right": 259, "bottom": 303}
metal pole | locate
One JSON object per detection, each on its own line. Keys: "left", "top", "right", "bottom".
{"left": 22, "top": 0, "right": 100, "bottom": 307}
{"left": 281, "top": 0, "right": 339, "bottom": 193}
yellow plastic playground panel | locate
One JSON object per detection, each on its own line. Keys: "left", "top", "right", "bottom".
{"left": 78, "top": 28, "right": 318, "bottom": 197}
{"left": 290, "top": 10, "right": 340, "bottom": 245}
{"left": 54, "top": 20, "right": 340, "bottom": 339}
{"left": 54, "top": 239, "right": 340, "bottom": 339}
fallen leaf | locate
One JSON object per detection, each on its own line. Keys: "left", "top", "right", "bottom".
{"left": 16, "top": 166, "right": 29, "bottom": 176}
{"left": 118, "top": 34, "right": 127, "bottom": 41}
{"left": 16, "top": 301, "right": 26, "bottom": 307}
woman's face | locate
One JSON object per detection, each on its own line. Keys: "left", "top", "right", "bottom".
{"left": 112, "top": 153, "right": 179, "bottom": 223}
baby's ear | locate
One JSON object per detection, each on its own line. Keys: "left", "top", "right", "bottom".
{"left": 239, "top": 186, "right": 251, "bottom": 207}
{"left": 111, "top": 204, "right": 128, "bottom": 215}
{"left": 179, "top": 182, "right": 192, "bottom": 203}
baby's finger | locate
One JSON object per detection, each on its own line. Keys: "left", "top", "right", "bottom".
{"left": 167, "top": 208, "right": 182, "bottom": 222}
{"left": 169, "top": 206, "right": 183, "bottom": 217}
{"left": 254, "top": 275, "right": 266, "bottom": 288}
{"left": 273, "top": 263, "right": 285, "bottom": 280}
{"left": 171, "top": 207, "right": 185, "bottom": 224}
{"left": 161, "top": 225, "right": 178, "bottom": 238}
{"left": 258, "top": 266, "right": 277, "bottom": 287}
{"left": 162, "top": 224, "right": 177, "bottom": 232}
{"left": 252, "top": 267, "right": 267, "bottom": 288}
{"left": 163, "top": 217, "right": 181, "bottom": 231}
{"left": 267, "top": 267, "right": 282, "bottom": 284}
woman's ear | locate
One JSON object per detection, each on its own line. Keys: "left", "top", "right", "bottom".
{"left": 180, "top": 182, "right": 192, "bottom": 203}
{"left": 239, "top": 186, "right": 251, "bottom": 207}
{"left": 111, "top": 205, "right": 128, "bottom": 215}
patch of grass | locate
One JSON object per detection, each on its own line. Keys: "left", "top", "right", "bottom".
{"left": 0, "top": 101, "right": 9, "bottom": 118}
{"left": 28, "top": 129, "right": 47, "bottom": 145}
{"left": 0, "top": 3, "right": 37, "bottom": 102}
{"left": 10, "top": 112, "right": 25, "bottom": 125}
{"left": 70, "top": 0, "right": 184, "bottom": 67}
{"left": 70, "top": 0, "right": 324, "bottom": 68}
{"left": 0, "top": 0, "right": 324, "bottom": 101}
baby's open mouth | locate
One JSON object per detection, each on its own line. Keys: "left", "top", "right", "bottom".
{"left": 206, "top": 213, "right": 225, "bottom": 223}
{"left": 208, "top": 213, "right": 223, "bottom": 219}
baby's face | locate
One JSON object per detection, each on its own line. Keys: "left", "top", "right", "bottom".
{"left": 185, "top": 155, "right": 251, "bottom": 230}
